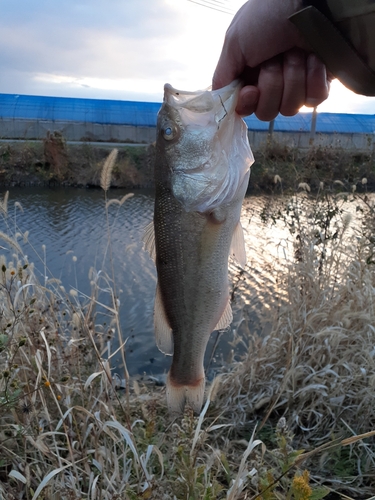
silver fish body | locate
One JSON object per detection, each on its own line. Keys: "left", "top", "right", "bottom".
{"left": 147, "top": 81, "right": 253, "bottom": 413}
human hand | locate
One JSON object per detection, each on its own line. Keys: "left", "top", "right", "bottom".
{"left": 212, "top": 0, "right": 331, "bottom": 120}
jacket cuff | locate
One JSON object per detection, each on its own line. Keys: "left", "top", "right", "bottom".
{"left": 289, "top": 6, "right": 375, "bottom": 95}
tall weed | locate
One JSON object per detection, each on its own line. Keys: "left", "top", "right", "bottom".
{"left": 215, "top": 181, "right": 375, "bottom": 494}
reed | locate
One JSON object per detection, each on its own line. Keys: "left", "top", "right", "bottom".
{"left": 100, "top": 148, "right": 118, "bottom": 192}
{"left": 0, "top": 154, "right": 374, "bottom": 498}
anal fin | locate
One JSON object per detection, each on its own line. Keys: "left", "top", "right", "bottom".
{"left": 154, "top": 283, "right": 173, "bottom": 355}
{"left": 230, "top": 221, "right": 247, "bottom": 268}
{"left": 214, "top": 300, "right": 233, "bottom": 331}
{"left": 142, "top": 220, "right": 156, "bottom": 261}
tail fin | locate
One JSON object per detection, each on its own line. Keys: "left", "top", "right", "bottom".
{"left": 166, "top": 373, "right": 205, "bottom": 415}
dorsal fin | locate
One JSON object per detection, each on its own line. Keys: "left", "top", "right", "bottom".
{"left": 214, "top": 300, "right": 233, "bottom": 331}
{"left": 230, "top": 221, "right": 246, "bottom": 268}
{"left": 143, "top": 220, "right": 156, "bottom": 261}
{"left": 154, "top": 283, "right": 173, "bottom": 355}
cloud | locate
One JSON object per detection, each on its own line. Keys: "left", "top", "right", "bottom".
{"left": 317, "top": 80, "right": 375, "bottom": 115}
{"left": 0, "top": 0, "right": 187, "bottom": 98}
{"left": 1, "top": 0, "right": 374, "bottom": 114}
{"left": 2, "top": 0, "right": 180, "bottom": 38}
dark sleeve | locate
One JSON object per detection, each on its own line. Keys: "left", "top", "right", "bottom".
{"left": 289, "top": 0, "right": 375, "bottom": 95}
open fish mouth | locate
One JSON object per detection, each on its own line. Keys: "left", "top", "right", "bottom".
{"left": 163, "top": 83, "right": 216, "bottom": 113}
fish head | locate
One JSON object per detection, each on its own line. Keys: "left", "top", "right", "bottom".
{"left": 155, "top": 85, "right": 219, "bottom": 179}
{"left": 155, "top": 81, "right": 254, "bottom": 213}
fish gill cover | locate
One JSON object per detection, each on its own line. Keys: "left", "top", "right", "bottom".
{"left": 161, "top": 80, "right": 254, "bottom": 213}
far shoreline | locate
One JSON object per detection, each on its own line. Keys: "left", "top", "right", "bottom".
{"left": 0, "top": 133, "right": 374, "bottom": 193}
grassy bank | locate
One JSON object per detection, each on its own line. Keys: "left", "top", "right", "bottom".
{"left": 249, "top": 140, "right": 375, "bottom": 194}
{"left": 0, "top": 133, "right": 374, "bottom": 192}
{"left": 0, "top": 151, "right": 375, "bottom": 499}
{"left": 0, "top": 133, "right": 154, "bottom": 188}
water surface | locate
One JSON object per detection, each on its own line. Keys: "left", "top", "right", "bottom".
{"left": 0, "top": 187, "right": 297, "bottom": 379}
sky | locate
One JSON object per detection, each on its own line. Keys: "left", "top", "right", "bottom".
{"left": 1, "top": 0, "right": 375, "bottom": 115}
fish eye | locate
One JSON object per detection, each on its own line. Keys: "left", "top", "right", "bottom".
{"left": 163, "top": 125, "right": 175, "bottom": 141}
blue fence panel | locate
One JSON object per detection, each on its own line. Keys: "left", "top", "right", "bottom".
{"left": 316, "top": 112, "right": 375, "bottom": 134}
{"left": 0, "top": 94, "right": 161, "bottom": 126}
{"left": 244, "top": 113, "right": 312, "bottom": 132}
{"left": 0, "top": 93, "right": 374, "bottom": 133}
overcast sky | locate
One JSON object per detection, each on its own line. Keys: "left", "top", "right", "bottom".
{"left": 1, "top": 0, "right": 375, "bottom": 115}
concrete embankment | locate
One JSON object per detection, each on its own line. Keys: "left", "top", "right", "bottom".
{"left": 0, "top": 133, "right": 374, "bottom": 193}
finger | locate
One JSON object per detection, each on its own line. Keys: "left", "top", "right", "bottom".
{"left": 212, "top": 55, "right": 238, "bottom": 90}
{"left": 255, "top": 56, "right": 284, "bottom": 121}
{"left": 280, "top": 48, "right": 306, "bottom": 116}
{"left": 212, "top": 31, "right": 245, "bottom": 90}
{"left": 305, "top": 53, "right": 329, "bottom": 107}
{"left": 327, "top": 70, "right": 334, "bottom": 84}
{"left": 212, "top": 2, "right": 253, "bottom": 90}
{"left": 235, "top": 86, "right": 260, "bottom": 116}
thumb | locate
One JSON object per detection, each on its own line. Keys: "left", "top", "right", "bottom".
{"left": 212, "top": 53, "right": 240, "bottom": 90}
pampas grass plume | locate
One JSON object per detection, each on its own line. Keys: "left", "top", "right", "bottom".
{"left": 0, "top": 191, "right": 9, "bottom": 215}
{"left": 0, "top": 231, "right": 23, "bottom": 253}
{"left": 298, "top": 182, "right": 311, "bottom": 192}
{"left": 101, "top": 149, "right": 118, "bottom": 192}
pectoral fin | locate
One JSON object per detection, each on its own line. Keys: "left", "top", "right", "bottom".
{"left": 154, "top": 283, "right": 174, "bottom": 355}
{"left": 143, "top": 220, "right": 156, "bottom": 261}
{"left": 230, "top": 221, "right": 246, "bottom": 268}
{"left": 214, "top": 300, "right": 233, "bottom": 330}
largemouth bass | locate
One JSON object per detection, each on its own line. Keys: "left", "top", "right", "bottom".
{"left": 144, "top": 80, "right": 254, "bottom": 413}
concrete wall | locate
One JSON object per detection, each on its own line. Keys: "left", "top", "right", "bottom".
{"left": 0, "top": 118, "right": 157, "bottom": 144}
{"left": 249, "top": 130, "right": 375, "bottom": 151}
{"left": 0, "top": 118, "right": 374, "bottom": 151}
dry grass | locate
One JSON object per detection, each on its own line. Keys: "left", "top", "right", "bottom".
{"left": 250, "top": 141, "right": 375, "bottom": 194}
{"left": 214, "top": 186, "right": 375, "bottom": 495}
{"left": 1, "top": 135, "right": 374, "bottom": 194}
{"left": 0, "top": 139, "right": 154, "bottom": 188}
{"left": 0, "top": 153, "right": 374, "bottom": 499}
